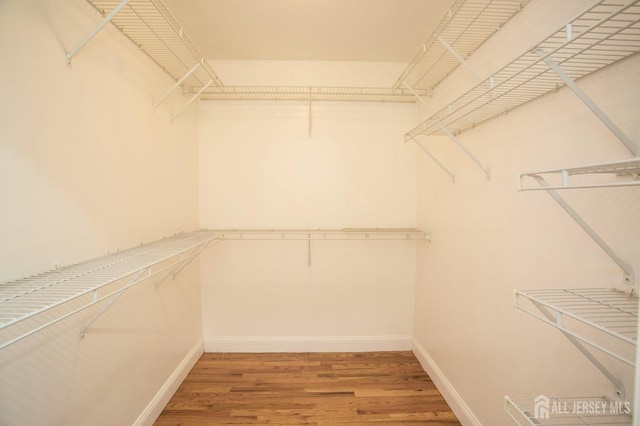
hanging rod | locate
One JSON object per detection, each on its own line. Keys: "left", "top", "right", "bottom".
{"left": 206, "top": 228, "right": 431, "bottom": 241}
{"left": 394, "top": 0, "right": 530, "bottom": 90}
{"left": 405, "top": 0, "right": 640, "bottom": 139}
{"left": 519, "top": 157, "right": 640, "bottom": 190}
{"left": 195, "top": 86, "right": 429, "bottom": 103}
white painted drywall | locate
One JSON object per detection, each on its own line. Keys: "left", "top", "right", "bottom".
{"left": 0, "top": 0, "right": 202, "bottom": 424}
{"left": 198, "top": 61, "right": 419, "bottom": 350}
{"left": 413, "top": 0, "right": 640, "bottom": 424}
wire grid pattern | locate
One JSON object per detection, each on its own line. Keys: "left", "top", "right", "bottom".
{"left": 525, "top": 157, "right": 640, "bottom": 177}
{"left": 87, "top": 0, "right": 223, "bottom": 88}
{"left": 406, "top": 0, "right": 640, "bottom": 139}
{"left": 506, "top": 396, "right": 632, "bottom": 425}
{"left": 0, "top": 231, "right": 219, "bottom": 330}
{"left": 206, "top": 228, "right": 430, "bottom": 240}
{"left": 394, "top": 0, "right": 530, "bottom": 90}
{"left": 516, "top": 288, "right": 638, "bottom": 344}
{"left": 197, "top": 86, "right": 430, "bottom": 103}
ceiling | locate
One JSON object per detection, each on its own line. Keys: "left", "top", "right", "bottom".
{"left": 163, "top": 0, "right": 456, "bottom": 62}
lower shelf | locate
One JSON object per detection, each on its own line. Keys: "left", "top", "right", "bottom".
{"left": 505, "top": 396, "right": 632, "bottom": 425}
{"left": 515, "top": 288, "right": 638, "bottom": 366}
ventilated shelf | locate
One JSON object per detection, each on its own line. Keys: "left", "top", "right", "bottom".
{"left": 196, "top": 86, "right": 430, "bottom": 103}
{"left": 505, "top": 396, "right": 632, "bottom": 425}
{"left": 515, "top": 288, "right": 638, "bottom": 366}
{"left": 394, "top": 0, "right": 530, "bottom": 90}
{"left": 207, "top": 228, "right": 431, "bottom": 241}
{"left": 406, "top": 0, "right": 640, "bottom": 139}
{"left": 83, "top": 0, "right": 222, "bottom": 89}
{"left": 519, "top": 157, "right": 640, "bottom": 190}
{"left": 0, "top": 231, "right": 221, "bottom": 350}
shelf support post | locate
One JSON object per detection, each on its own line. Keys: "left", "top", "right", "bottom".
{"left": 531, "top": 300, "right": 625, "bottom": 399}
{"left": 153, "top": 62, "right": 202, "bottom": 109}
{"left": 172, "top": 80, "right": 213, "bottom": 121}
{"left": 532, "top": 175, "right": 635, "bottom": 287}
{"left": 535, "top": 49, "right": 640, "bottom": 157}
{"left": 66, "top": 0, "right": 131, "bottom": 64}
{"left": 437, "top": 36, "right": 482, "bottom": 82}
{"left": 406, "top": 135, "right": 456, "bottom": 183}
{"left": 437, "top": 123, "right": 490, "bottom": 179}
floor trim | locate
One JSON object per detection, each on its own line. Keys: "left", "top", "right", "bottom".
{"left": 204, "top": 335, "right": 412, "bottom": 352}
{"left": 412, "top": 338, "right": 482, "bottom": 426}
{"left": 134, "top": 338, "right": 204, "bottom": 426}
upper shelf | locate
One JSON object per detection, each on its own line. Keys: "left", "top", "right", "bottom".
{"left": 86, "top": 0, "right": 223, "bottom": 89}
{"left": 519, "top": 157, "right": 640, "bottom": 190}
{"left": 394, "top": 0, "right": 530, "bottom": 90}
{"left": 196, "top": 86, "right": 429, "bottom": 103}
{"left": 406, "top": 0, "right": 640, "bottom": 139}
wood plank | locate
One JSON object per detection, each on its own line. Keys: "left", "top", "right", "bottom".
{"left": 155, "top": 351, "right": 460, "bottom": 425}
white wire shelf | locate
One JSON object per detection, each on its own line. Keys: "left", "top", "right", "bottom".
{"left": 406, "top": 0, "right": 640, "bottom": 139}
{"left": 207, "top": 228, "right": 431, "bottom": 241}
{"left": 84, "top": 0, "right": 223, "bottom": 89}
{"left": 394, "top": 0, "right": 530, "bottom": 90}
{"left": 505, "top": 396, "right": 632, "bottom": 425}
{"left": 515, "top": 288, "right": 638, "bottom": 366}
{"left": 0, "top": 231, "right": 221, "bottom": 350}
{"left": 519, "top": 157, "right": 640, "bottom": 190}
{"left": 196, "top": 86, "right": 430, "bottom": 103}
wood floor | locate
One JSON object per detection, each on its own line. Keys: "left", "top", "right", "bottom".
{"left": 155, "top": 351, "right": 460, "bottom": 425}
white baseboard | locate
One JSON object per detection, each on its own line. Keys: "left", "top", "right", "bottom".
{"left": 204, "top": 335, "right": 412, "bottom": 353}
{"left": 412, "top": 338, "right": 482, "bottom": 426}
{"left": 134, "top": 338, "right": 204, "bottom": 426}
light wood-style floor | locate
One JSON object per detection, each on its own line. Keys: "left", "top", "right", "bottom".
{"left": 155, "top": 351, "right": 460, "bottom": 425}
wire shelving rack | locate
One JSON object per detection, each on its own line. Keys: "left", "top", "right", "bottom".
{"left": 394, "top": 0, "right": 530, "bottom": 90}
{"left": 0, "top": 231, "right": 221, "bottom": 350}
{"left": 519, "top": 157, "right": 640, "bottom": 190}
{"left": 505, "top": 396, "right": 632, "bottom": 425}
{"left": 406, "top": 0, "right": 640, "bottom": 139}
{"left": 80, "top": 0, "right": 223, "bottom": 89}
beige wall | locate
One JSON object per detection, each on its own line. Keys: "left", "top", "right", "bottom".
{"left": 198, "top": 61, "right": 419, "bottom": 350}
{"left": 413, "top": 1, "right": 640, "bottom": 424}
{"left": 0, "top": 0, "right": 201, "bottom": 424}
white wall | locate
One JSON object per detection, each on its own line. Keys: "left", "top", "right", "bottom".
{"left": 413, "top": 1, "right": 640, "bottom": 424}
{"left": 0, "top": 0, "right": 202, "bottom": 424}
{"left": 198, "top": 61, "right": 419, "bottom": 351}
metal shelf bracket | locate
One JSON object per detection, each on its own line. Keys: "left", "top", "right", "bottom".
{"left": 530, "top": 299, "right": 626, "bottom": 398}
{"left": 437, "top": 123, "right": 490, "bottom": 179}
{"left": 172, "top": 80, "right": 212, "bottom": 121}
{"left": 153, "top": 62, "right": 202, "bottom": 109}
{"left": 406, "top": 135, "right": 456, "bottom": 183}
{"left": 532, "top": 175, "right": 635, "bottom": 288}
{"left": 66, "top": 0, "right": 130, "bottom": 64}
{"left": 535, "top": 49, "right": 640, "bottom": 157}
{"left": 437, "top": 36, "right": 482, "bottom": 83}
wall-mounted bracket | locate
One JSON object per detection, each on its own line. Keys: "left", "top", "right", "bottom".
{"left": 535, "top": 49, "right": 640, "bottom": 157}
{"left": 66, "top": 0, "right": 130, "bottom": 64}
{"left": 153, "top": 62, "right": 202, "bottom": 109}
{"left": 437, "top": 36, "right": 482, "bottom": 83}
{"left": 437, "top": 123, "right": 490, "bottom": 179}
{"left": 406, "top": 135, "right": 456, "bottom": 183}
{"left": 172, "top": 80, "right": 213, "bottom": 122}
{"left": 531, "top": 175, "right": 635, "bottom": 287}
{"left": 531, "top": 300, "right": 626, "bottom": 399}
